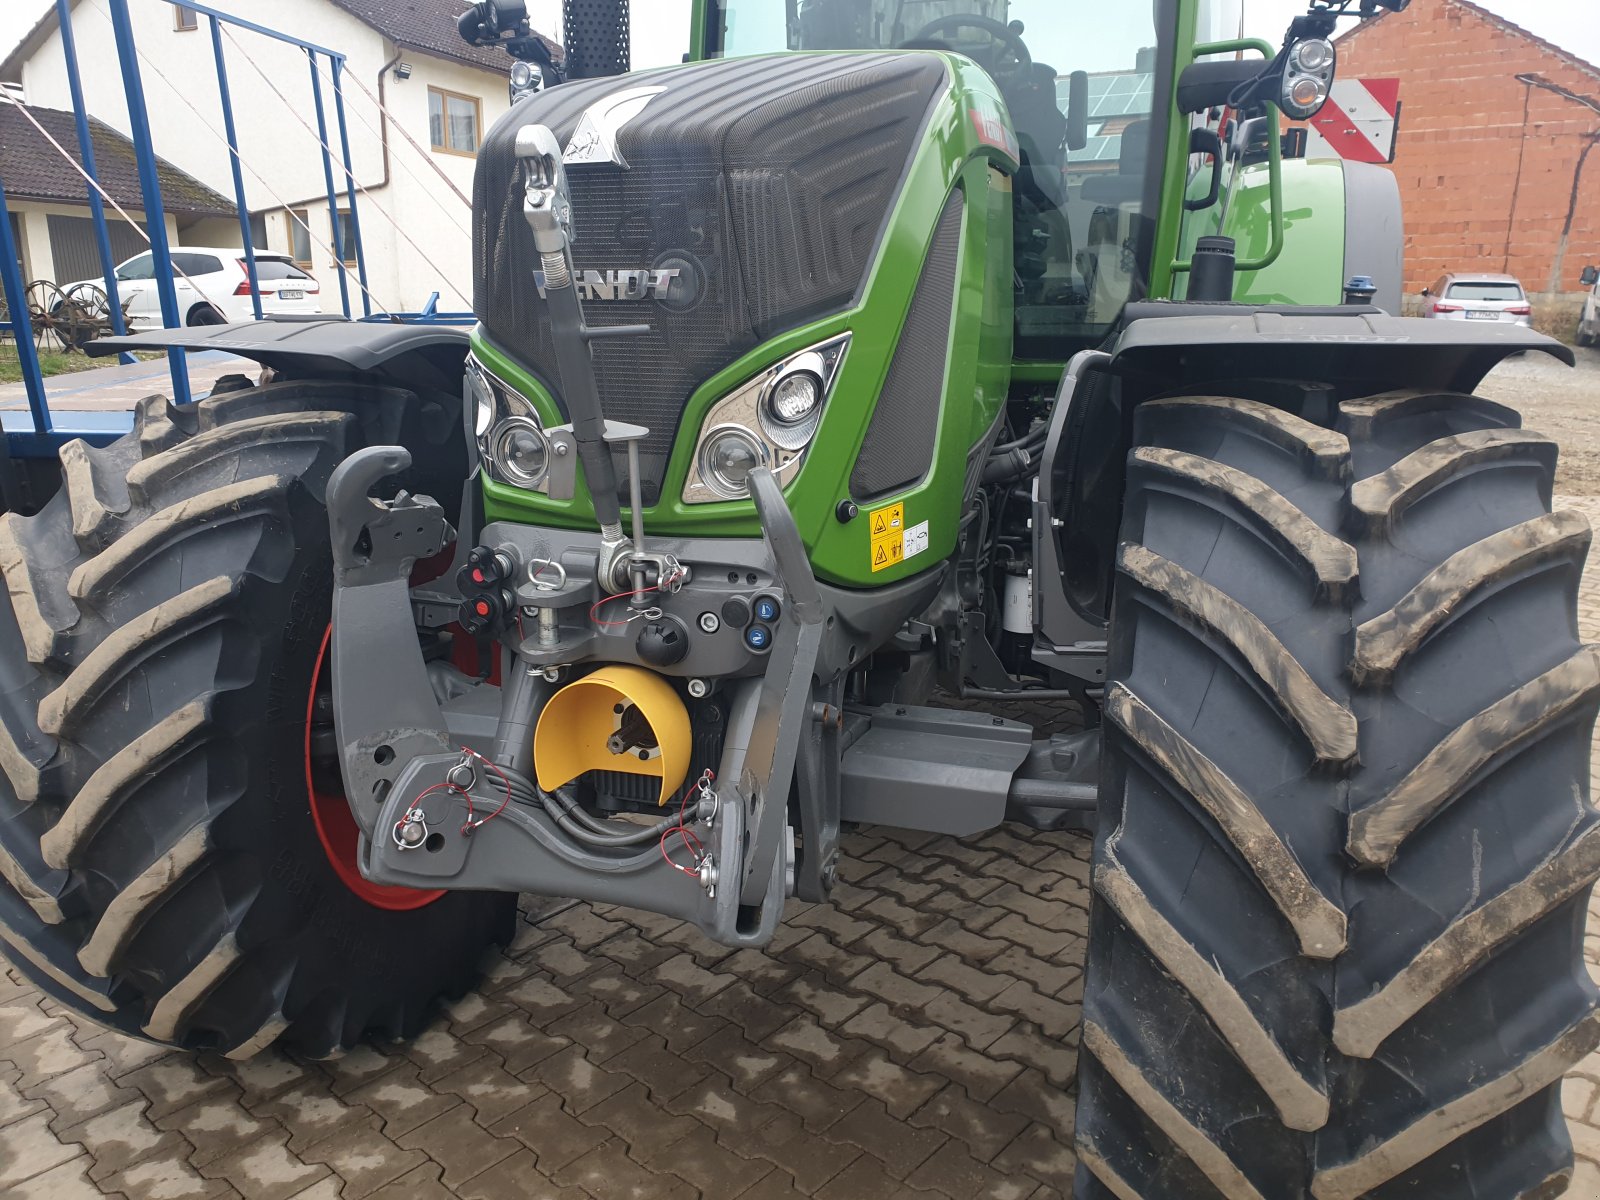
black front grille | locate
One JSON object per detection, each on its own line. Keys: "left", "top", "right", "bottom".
{"left": 473, "top": 53, "right": 948, "bottom": 503}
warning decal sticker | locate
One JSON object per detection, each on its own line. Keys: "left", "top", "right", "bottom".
{"left": 868, "top": 502, "right": 904, "bottom": 573}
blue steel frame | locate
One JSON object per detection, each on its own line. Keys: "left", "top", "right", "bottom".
{"left": 358, "top": 292, "right": 474, "bottom": 325}
{"left": 0, "top": 0, "right": 377, "bottom": 456}
{"left": 58, "top": 0, "right": 134, "bottom": 366}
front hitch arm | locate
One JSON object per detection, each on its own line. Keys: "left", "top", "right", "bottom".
{"left": 326, "top": 446, "right": 455, "bottom": 836}
{"left": 735, "top": 467, "right": 825, "bottom": 907}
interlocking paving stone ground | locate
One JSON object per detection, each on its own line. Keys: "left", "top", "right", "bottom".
{"left": 1, "top": 827, "right": 1090, "bottom": 1199}
{"left": 3, "top": 346, "right": 1600, "bottom": 1198}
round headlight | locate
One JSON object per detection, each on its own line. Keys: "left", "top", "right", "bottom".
{"left": 510, "top": 61, "right": 535, "bottom": 89}
{"left": 699, "top": 426, "right": 767, "bottom": 498}
{"left": 768, "top": 372, "right": 820, "bottom": 425}
{"left": 490, "top": 418, "right": 549, "bottom": 488}
{"left": 1291, "top": 38, "right": 1334, "bottom": 72}
{"left": 1286, "top": 75, "right": 1328, "bottom": 115}
{"left": 760, "top": 364, "right": 825, "bottom": 450}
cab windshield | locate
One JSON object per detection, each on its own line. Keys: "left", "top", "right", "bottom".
{"left": 704, "top": 0, "right": 1175, "bottom": 358}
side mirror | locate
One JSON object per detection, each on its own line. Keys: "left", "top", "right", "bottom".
{"left": 1176, "top": 59, "right": 1261, "bottom": 115}
{"left": 1064, "top": 71, "right": 1088, "bottom": 152}
{"left": 1582, "top": 266, "right": 1599, "bottom": 288}
{"left": 1420, "top": 287, "right": 1431, "bottom": 297}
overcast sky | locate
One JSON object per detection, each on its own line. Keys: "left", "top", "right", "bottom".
{"left": 4, "top": 1, "right": 1598, "bottom": 82}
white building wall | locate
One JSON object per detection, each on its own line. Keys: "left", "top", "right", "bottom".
{"left": 9, "top": 200, "right": 177, "bottom": 286}
{"left": 18, "top": 0, "right": 509, "bottom": 314}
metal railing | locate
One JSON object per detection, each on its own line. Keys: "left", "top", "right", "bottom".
{"left": 0, "top": 0, "right": 375, "bottom": 456}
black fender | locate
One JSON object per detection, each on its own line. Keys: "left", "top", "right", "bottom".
{"left": 87, "top": 317, "right": 471, "bottom": 395}
{"left": 1038, "top": 307, "right": 1575, "bottom": 631}
{"left": 1342, "top": 160, "right": 1404, "bottom": 316}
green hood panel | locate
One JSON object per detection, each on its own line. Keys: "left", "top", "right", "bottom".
{"left": 476, "top": 53, "right": 1013, "bottom": 588}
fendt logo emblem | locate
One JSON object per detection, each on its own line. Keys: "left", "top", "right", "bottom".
{"left": 580, "top": 268, "right": 680, "bottom": 301}
{"left": 536, "top": 268, "right": 681, "bottom": 301}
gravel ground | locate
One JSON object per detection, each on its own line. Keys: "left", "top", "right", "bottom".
{"left": 1479, "top": 344, "right": 1600, "bottom": 493}
{"left": 1475, "top": 342, "right": 1600, "bottom": 1192}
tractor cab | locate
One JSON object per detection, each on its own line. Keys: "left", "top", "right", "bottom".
{"left": 702, "top": 1, "right": 1172, "bottom": 357}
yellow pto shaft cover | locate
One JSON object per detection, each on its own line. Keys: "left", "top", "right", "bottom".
{"left": 533, "top": 665, "right": 691, "bottom": 806}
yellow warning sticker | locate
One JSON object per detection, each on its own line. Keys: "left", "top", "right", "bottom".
{"left": 868, "top": 502, "right": 905, "bottom": 573}
{"left": 871, "top": 537, "right": 905, "bottom": 572}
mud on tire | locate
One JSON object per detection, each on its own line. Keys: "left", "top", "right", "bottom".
{"left": 1077, "top": 389, "right": 1600, "bottom": 1197}
{"left": 0, "top": 376, "right": 514, "bottom": 1057}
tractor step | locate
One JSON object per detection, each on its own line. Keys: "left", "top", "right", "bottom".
{"left": 839, "top": 705, "right": 1098, "bottom": 836}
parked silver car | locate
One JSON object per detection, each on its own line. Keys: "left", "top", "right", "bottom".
{"left": 1421, "top": 272, "right": 1532, "bottom": 326}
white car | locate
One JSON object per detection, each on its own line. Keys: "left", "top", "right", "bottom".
{"left": 66, "top": 247, "right": 321, "bottom": 329}
{"left": 1420, "top": 272, "right": 1532, "bottom": 327}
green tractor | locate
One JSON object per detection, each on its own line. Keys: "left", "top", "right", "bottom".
{"left": 1, "top": 0, "right": 1593, "bottom": 1195}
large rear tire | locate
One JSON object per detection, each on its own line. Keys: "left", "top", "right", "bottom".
{"left": 1077, "top": 389, "right": 1599, "bottom": 1197}
{"left": 0, "top": 377, "right": 514, "bottom": 1057}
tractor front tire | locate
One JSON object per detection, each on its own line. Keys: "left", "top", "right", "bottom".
{"left": 1078, "top": 388, "right": 1600, "bottom": 1197}
{"left": 0, "top": 377, "right": 514, "bottom": 1057}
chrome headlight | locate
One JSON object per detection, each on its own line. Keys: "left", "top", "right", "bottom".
{"left": 698, "top": 425, "right": 769, "bottom": 499}
{"left": 468, "top": 354, "right": 552, "bottom": 492}
{"left": 683, "top": 334, "right": 849, "bottom": 504}
{"left": 490, "top": 417, "right": 550, "bottom": 488}
{"left": 1281, "top": 38, "right": 1335, "bottom": 120}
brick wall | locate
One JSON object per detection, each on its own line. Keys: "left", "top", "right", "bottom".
{"left": 1334, "top": 0, "right": 1600, "bottom": 296}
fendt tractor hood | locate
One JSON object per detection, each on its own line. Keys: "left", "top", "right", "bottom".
{"left": 472, "top": 52, "right": 949, "bottom": 503}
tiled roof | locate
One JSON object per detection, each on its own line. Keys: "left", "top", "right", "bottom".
{"left": 324, "top": 0, "right": 562, "bottom": 74}
{"left": 0, "top": 100, "right": 236, "bottom": 217}
{"left": 1, "top": 0, "right": 561, "bottom": 84}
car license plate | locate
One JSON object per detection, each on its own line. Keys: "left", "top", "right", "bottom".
{"left": 1466, "top": 310, "right": 1498, "bottom": 320}
{"left": 280, "top": 288, "right": 304, "bottom": 300}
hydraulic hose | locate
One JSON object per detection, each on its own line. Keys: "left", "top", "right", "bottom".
{"left": 499, "top": 763, "right": 683, "bottom": 848}
{"left": 543, "top": 787, "right": 679, "bottom": 848}
{"left": 982, "top": 446, "right": 1034, "bottom": 485}
{"left": 991, "top": 425, "right": 1047, "bottom": 455}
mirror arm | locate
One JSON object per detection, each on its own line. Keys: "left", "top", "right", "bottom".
{"left": 1185, "top": 129, "right": 1225, "bottom": 212}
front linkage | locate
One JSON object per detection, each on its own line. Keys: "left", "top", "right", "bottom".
{"left": 326, "top": 127, "right": 834, "bottom": 944}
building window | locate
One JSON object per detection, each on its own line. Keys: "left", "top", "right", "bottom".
{"left": 287, "top": 209, "right": 312, "bottom": 267}
{"left": 336, "top": 211, "right": 359, "bottom": 266}
{"left": 172, "top": 4, "right": 198, "bottom": 31}
{"left": 428, "top": 87, "right": 481, "bottom": 156}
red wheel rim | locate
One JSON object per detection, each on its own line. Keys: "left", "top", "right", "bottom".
{"left": 305, "top": 625, "right": 444, "bottom": 910}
